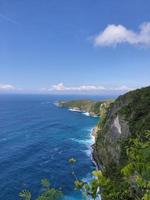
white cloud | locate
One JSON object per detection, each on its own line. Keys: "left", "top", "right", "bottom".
{"left": 0, "top": 84, "right": 16, "bottom": 91}
{"left": 93, "top": 22, "right": 150, "bottom": 47}
{"left": 50, "top": 83, "right": 66, "bottom": 91}
{"left": 49, "top": 83, "right": 105, "bottom": 92}
{"left": 113, "top": 85, "right": 134, "bottom": 91}
{"left": 0, "top": 83, "right": 138, "bottom": 94}
{"left": 47, "top": 83, "right": 134, "bottom": 93}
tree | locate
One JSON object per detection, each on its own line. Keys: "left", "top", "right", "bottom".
{"left": 19, "top": 179, "right": 63, "bottom": 200}
{"left": 69, "top": 131, "right": 150, "bottom": 200}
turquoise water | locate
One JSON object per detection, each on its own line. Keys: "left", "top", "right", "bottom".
{"left": 0, "top": 94, "right": 102, "bottom": 199}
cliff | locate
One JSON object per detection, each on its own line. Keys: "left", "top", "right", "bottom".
{"left": 58, "top": 87, "right": 150, "bottom": 199}
{"left": 93, "top": 86, "right": 150, "bottom": 175}
{"left": 58, "top": 99, "right": 113, "bottom": 117}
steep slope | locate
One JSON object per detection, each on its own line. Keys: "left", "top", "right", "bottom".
{"left": 93, "top": 86, "right": 150, "bottom": 175}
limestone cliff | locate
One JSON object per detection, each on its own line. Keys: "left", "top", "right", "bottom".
{"left": 93, "top": 86, "right": 150, "bottom": 175}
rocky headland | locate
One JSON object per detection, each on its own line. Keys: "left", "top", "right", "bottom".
{"left": 58, "top": 86, "right": 150, "bottom": 184}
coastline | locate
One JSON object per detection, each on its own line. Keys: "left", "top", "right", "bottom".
{"left": 67, "top": 106, "right": 99, "bottom": 168}
{"left": 57, "top": 102, "right": 101, "bottom": 199}
{"left": 68, "top": 107, "right": 99, "bottom": 118}
{"left": 56, "top": 102, "right": 100, "bottom": 168}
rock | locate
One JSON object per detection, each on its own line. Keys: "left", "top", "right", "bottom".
{"left": 93, "top": 86, "right": 150, "bottom": 175}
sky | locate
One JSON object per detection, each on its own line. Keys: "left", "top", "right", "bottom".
{"left": 0, "top": 0, "right": 150, "bottom": 94}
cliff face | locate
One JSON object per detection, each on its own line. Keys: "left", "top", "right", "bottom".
{"left": 59, "top": 99, "right": 113, "bottom": 117}
{"left": 93, "top": 102, "right": 130, "bottom": 171}
{"left": 93, "top": 86, "right": 150, "bottom": 174}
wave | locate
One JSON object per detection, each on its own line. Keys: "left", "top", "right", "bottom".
{"left": 69, "top": 109, "right": 91, "bottom": 117}
{"left": 71, "top": 127, "right": 95, "bottom": 157}
{"left": 71, "top": 138, "right": 92, "bottom": 146}
{"left": 84, "top": 149, "right": 92, "bottom": 157}
{"left": 68, "top": 108, "right": 96, "bottom": 119}
{"left": 69, "top": 108, "right": 81, "bottom": 112}
{"left": 82, "top": 112, "right": 90, "bottom": 116}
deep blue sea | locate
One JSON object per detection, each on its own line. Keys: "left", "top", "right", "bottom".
{"left": 0, "top": 94, "right": 111, "bottom": 200}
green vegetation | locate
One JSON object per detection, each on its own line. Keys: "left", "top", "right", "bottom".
{"left": 19, "top": 179, "right": 63, "bottom": 200}
{"left": 70, "top": 131, "right": 150, "bottom": 200}
{"left": 59, "top": 100, "right": 95, "bottom": 109}
{"left": 90, "top": 87, "right": 150, "bottom": 199}
{"left": 20, "top": 87, "right": 150, "bottom": 200}
{"left": 69, "top": 87, "right": 150, "bottom": 199}
{"left": 93, "top": 86, "right": 150, "bottom": 172}
{"left": 118, "top": 86, "right": 150, "bottom": 134}
{"left": 59, "top": 99, "right": 113, "bottom": 116}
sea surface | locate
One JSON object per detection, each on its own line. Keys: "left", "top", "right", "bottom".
{"left": 0, "top": 94, "right": 110, "bottom": 200}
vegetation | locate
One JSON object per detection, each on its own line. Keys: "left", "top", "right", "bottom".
{"left": 20, "top": 129, "right": 150, "bottom": 200}
{"left": 20, "top": 87, "right": 150, "bottom": 200}
{"left": 67, "top": 87, "right": 150, "bottom": 199}
{"left": 118, "top": 86, "right": 150, "bottom": 134}
{"left": 70, "top": 131, "right": 150, "bottom": 200}
{"left": 59, "top": 99, "right": 113, "bottom": 116}
{"left": 19, "top": 179, "right": 63, "bottom": 200}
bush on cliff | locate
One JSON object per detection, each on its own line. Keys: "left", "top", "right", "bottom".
{"left": 73, "top": 131, "right": 150, "bottom": 200}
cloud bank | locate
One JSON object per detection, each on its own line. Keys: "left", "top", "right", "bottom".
{"left": 48, "top": 83, "right": 134, "bottom": 93}
{"left": 49, "top": 83, "right": 105, "bottom": 92}
{"left": 0, "top": 83, "right": 138, "bottom": 94}
{"left": 0, "top": 84, "right": 16, "bottom": 91}
{"left": 93, "top": 22, "right": 150, "bottom": 47}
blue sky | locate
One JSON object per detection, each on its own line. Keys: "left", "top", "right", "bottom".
{"left": 0, "top": 0, "right": 150, "bottom": 94}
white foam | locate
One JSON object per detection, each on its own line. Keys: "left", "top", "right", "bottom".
{"left": 71, "top": 127, "right": 95, "bottom": 158}
{"left": 71, "top": 127, "right": 101, "bottom": 199}
{"left": 84, "top": 149, "right": 92, "bottom": 157}
{"left": 82, "top": 112, "right": 90, "bottom": 116}
{"left": 82, "top": 112, "right": 99, "bottom": 118}
{"left": 53, "top": 102, "right": 59, "bottom": 107}
{"left": 69, "top": 108, "right": 81, "bottom": 112}
{"left": 71, "top": 138, "right": 92, "bottom": 145}
{"left": 92, "top": 115, "right": 99, "bottom": 118}
{"left": 68, "top": 108, "right": 99, "bottom": 118}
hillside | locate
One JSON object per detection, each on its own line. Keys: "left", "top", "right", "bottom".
{"left": 58, "top": 99, "right": 114, "bottom": 117}
{"left": 92, "top": 86, "right": 150, "bottom": 199}
{"left": 93, "top": 86, "right": 150, "bottom": 171}
{"left": 58, "top": 88, "right": 150, "bottom": 199}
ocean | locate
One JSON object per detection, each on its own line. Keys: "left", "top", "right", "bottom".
{"left": 0, "top": 94, "right": 108, "bottom": 200}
